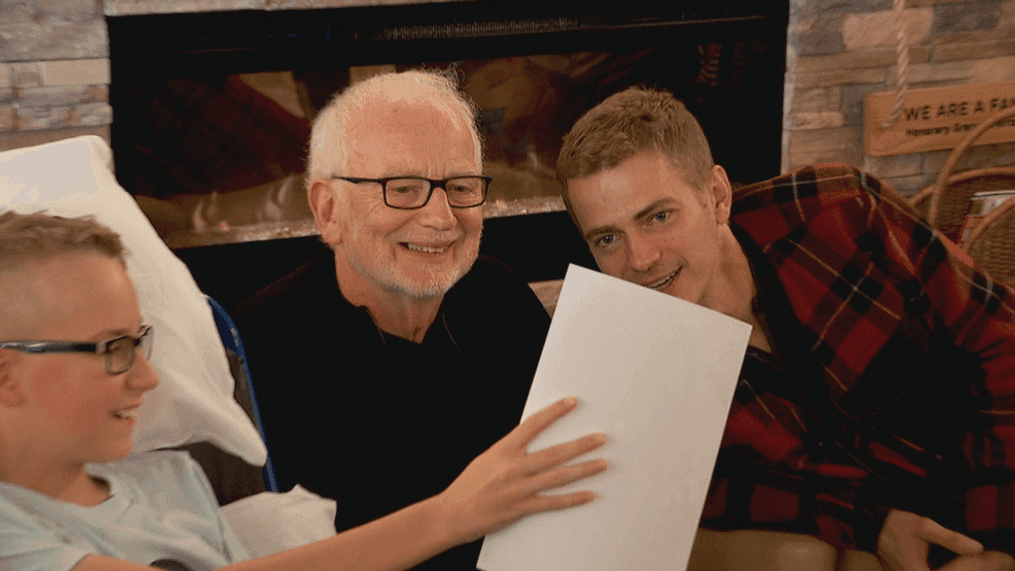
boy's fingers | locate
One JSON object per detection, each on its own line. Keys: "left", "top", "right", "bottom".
{"left": 522, "top": 458, "right": 608, "bottom": 497}
{"left": 507, "top": 397, "right": 578, "bottom": 447}
{"left": 525, "top": 432, "right": 606, "bottom": 473}
{"left": 521, "top": 490, "right": 597, "bottom": 515}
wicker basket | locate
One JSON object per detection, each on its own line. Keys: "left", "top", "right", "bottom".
{"left": 907, "top": 106, "right": 1015, "bottom": 242}
{"left": 962, "top": 193, "right": 1015, "bottom": 288}
{"left": 910, "top": 166, "right": 1015, "bottom": 240}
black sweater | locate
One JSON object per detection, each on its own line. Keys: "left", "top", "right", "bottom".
{"left": 232, "top": 248, "right": 550, "bottom": 571}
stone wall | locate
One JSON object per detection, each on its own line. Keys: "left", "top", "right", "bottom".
{"left": 0, "top": 0, "right": 111, "bottom": 152}
{"left": 0, "top": 0, "right": 456, "bottom": 154}
{"left": 784, "top": 0, "right": 1015, "bottom": 196}
{"left": 6, "top": 0, "right": 1014, "bottom": 197}
{"left": 102, "top": 0, "right": 459, "bottom": 14}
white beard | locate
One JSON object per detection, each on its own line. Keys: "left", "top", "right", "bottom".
{"left": 342, "top": 222, "right": 481, "bottom": 300}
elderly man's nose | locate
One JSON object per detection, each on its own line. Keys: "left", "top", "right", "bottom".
{"left": 418, "top": 187, "right": 456, "bottom": 229}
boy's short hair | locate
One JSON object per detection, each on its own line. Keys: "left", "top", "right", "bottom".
{"left": 0, "top": 210, "right": 125, "bottom": 272}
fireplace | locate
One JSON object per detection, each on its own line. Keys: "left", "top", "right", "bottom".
{"left": 106, "top": 1, "right": 788, "bottom": 307}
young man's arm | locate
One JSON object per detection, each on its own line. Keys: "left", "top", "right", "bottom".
{"left": 843, "top": 168, "right": 1015, "bottom": 566}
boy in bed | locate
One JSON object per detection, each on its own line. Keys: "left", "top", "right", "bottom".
{"left": 0, "top": 210, "right": 607, "bottom": 571}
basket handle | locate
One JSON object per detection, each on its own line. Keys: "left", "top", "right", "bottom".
{"left": 928, "top": 106, "right": 1015, "bottom": 228}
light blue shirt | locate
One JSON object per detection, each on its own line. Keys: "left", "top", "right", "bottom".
{"left": 0, "top": 450, "right": 250, "bottom": 571}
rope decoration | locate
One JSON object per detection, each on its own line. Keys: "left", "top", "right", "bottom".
{"left": 881, "top": 0, "right": 911, "bottom": 129}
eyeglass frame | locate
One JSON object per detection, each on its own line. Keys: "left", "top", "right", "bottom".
{"left": 331, "top": 175, "right": 492, "bottom": 210}
{"left": 0, "top": 324, "right": 154, "bottom": 376}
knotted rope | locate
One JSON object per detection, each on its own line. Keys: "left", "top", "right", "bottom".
{"left": 881, "top": 0, "right": 911, "bottom": 129}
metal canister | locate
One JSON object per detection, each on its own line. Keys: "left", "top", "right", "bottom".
{"left": 959, "top": 189, "right": 1015, "bottom": 245}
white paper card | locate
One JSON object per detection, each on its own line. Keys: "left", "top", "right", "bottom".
{"left": 477, "top": 264, "right": 751, "bottom": 571}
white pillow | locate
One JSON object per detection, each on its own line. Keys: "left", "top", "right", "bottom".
{"left": 220, "top": 486, "right": 337, "bottom": 558}
{"left": 0, "top": 135, "right": 267, "bottom": 466}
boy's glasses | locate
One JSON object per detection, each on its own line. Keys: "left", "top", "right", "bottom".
{"left": 0, "top": 324, "right": 154, "bottom": 375}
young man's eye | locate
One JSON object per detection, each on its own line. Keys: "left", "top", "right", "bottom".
{"left": 594, "top": 234, "right": 616, "bottom": 248}
{"left": 651, "top": 211, "right": 670, "bottom": 223}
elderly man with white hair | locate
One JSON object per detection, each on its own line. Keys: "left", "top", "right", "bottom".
{"left": 232, "top": 70, "right": 553, "bottom": 571}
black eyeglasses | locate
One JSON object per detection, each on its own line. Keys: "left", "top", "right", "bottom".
{"left": 0, "top": 325, "right": 154, "bottom": 375}
{"left": 332, "top": 176, "right": 492, "bottom": 209}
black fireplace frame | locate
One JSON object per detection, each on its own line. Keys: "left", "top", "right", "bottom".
{"left": 106, "top": 0, "right": 789, "bottom": 310}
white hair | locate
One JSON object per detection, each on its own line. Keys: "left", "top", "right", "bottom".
{"left": 306, "top": 69, "right": 483, "bottom": 180}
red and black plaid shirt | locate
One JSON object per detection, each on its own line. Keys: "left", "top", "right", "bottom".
{"left": 701, "top": 164, "right": 1015, "bottom": 556}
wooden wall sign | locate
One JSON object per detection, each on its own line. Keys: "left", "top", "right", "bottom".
{"left": 864, "top": 81, "right": 1015, "bottom": 156}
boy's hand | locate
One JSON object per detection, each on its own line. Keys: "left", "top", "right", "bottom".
{"left": 436, "top": 396, "right": 608, "bottom": 543}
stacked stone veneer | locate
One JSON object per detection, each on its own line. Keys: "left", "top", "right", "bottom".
{"left": 4, "top": 0, "right": 1014, "bottom": 196}
{"left": 0, "top": 0, "right": 110, "bottom": 152}
{"left": 785, "top": 0, "right": 1015, "bottom": 196}
{"left": 102, "top": 0, "right": 460, "bottom": 13}
{"left": 0, "top": 0, "right": 458, "bottom": 154}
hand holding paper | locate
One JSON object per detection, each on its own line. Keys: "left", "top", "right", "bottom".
{"left": 436, "top": 396, "right": 608, "bottom": 544}
{"left": 478, "top": 265, "right": 751, "bottom": 571}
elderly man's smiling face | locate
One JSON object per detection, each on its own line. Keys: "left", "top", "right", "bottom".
{"left": 331, "top": 100, "right": 483, "bottom": 300}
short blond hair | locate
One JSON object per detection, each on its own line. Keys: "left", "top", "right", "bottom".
{"left": 0, "top": 211, "right": 124, "bottom": 272}
{"left": 556, "top": 87, "right": 714, "bottom": 217}
{"left": 306, "top": 69, "right": 482, "bottom": 180}
{"left": 0, "top": 211, "right": 126, "bottom": 338}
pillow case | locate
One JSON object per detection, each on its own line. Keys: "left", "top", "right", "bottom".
{"left": 0, "top": 135, "right": 267, "bottom": 466}
{"left": 220, "top": 485, "right": 337, "bottom": 558}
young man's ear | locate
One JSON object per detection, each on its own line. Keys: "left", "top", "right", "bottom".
{"left": 308, "top": 178, "right": 344, "bottom": 246}
{"left": 709, "top": 165, "right": 734, "bottom": 225}
{"left": 0, "top": 350, "right": 25, "bottom": 407}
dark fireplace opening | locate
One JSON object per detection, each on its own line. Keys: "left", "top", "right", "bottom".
{"left": 107, "top": 1, "right": 788, "bottom": 310}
